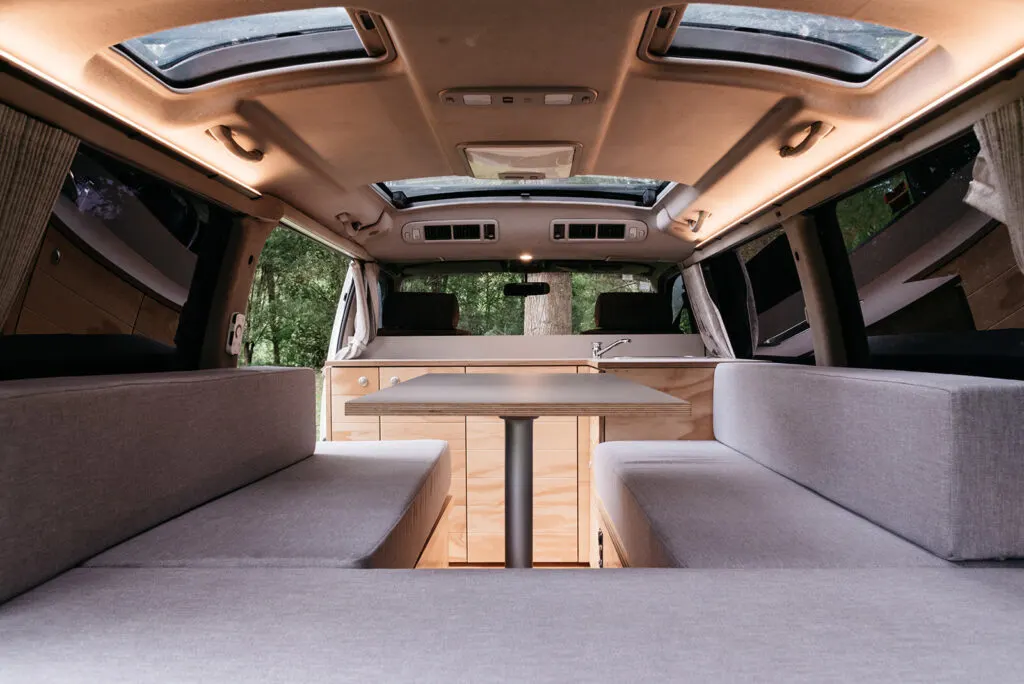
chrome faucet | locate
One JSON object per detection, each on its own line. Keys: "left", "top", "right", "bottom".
{"left": 592, "top": 338, "right": 631, "bottom": 358}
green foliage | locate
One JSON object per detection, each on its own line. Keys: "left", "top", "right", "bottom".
{"left": 835, "top": 171, "right": 912, "bottom": 252}
{"left": 241, "top": 227, "right": 347, "bottom": 369}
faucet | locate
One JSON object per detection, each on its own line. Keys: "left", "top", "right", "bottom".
{"left": 592, "top": 338, "right": 631, "bottom": 358}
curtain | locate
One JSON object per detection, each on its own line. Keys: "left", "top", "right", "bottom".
{"left": 0, "top": 104, "right": 79, "bottom": 329}
{"left": 334, "top": 261, "right": 369, "bottom": 360}
{"left": 964, "top": 98, "right": 1024, "bottom": 274}
{"left": 364, "top": 261, "right": 382, "bottom": 347}
{"left": 737, "top": 255, "right": 759, "bottom": 354}
{"left": 682, "top": 263, "right": 735, "bottom": 358}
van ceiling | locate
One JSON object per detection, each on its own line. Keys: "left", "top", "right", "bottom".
{"left": 1, "top": 0, "right": 1022, "bottom": 263}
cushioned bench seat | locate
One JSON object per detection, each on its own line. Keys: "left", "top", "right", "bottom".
{"left": 88, "top": 440, "right": 450, "bottom": 569}
{"left": 595, "top": 441, "right": 945, "bottom": 568}
{"left": 4, "top": 567, "right": 1024, "bottom": 682}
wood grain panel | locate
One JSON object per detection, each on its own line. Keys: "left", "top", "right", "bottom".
{"left": 331, "top": 395, "right": 381, "bottom": 423}
{"left": 449, "top": 503, "right": 467, "bottom": 563}
{"left": 602, "top": 367, "right": 714, "bottom": 441}
{"left": 36, "top": 228, "right": 143, "bottom": 325}
{"left": 415, "top": 497, "right": 451, "bottom": 569}
{"left": 379, "top": 366, "right": 466, "bottom": 424}
{"left": 331, "top": 367, "right": 379, "bottom": 396}
{"left": 578, "top": 481, "right": 589, "bottom": 563}
{"left": 466, "top": 420, "right": 578, "bottom": 452}
{"left": 932, "top": 224, "right": 1016, "bottom": 296}
{"left": 21, "top": 270, "right": 132, "bottom": 335}
{"left": 466, "top": 449, "right": 577, "bottom": 479}
{"left": 967, "top": 267, "right": 1024, "bottom": 330}
{"left": 467, "top": 477, "right": 576, "bottom": 509}
{"left": 133, "top": 296, "right": 179, "bottom": 345}
{"left": 468, "top": 533, "right": 578, "bottom": 564}
{"left": 465, "top": 366, "right": 577, "bottom": 375}
{"left": 330, "top": 421, "right": 380, "bottom": 441}
{"left": 15, "top": 308, "right": 63, "bottom": 334}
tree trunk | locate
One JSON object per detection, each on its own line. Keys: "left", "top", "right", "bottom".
{"left": 265, "top": 263, "right": 281, "bottom": 365}
{"left": 524, "top": 272, "right": 572, "bottom": 335}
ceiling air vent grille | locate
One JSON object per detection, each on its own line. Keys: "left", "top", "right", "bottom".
{"left": 402, "top": 221, "right": 499, "bottom": 243}
{"left": 551, "top": 220, "right": 649, "bottom": 243}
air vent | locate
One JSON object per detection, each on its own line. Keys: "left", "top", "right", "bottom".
{"left": 551, "top": 220, "right": 649, "bottom": 243}
{"left": 402, "top": 220, "right": 499, "bottom": 243}
{"left": 452, "top": 224, "right": 482, "bottom": 240}
{"left": 424, "top": 225, "right": 451, "bottom": 241}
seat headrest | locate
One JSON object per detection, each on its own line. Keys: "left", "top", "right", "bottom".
{"left": 381, "top": 292, "right": 460, "bottom": 331}
{"left": 593, "top": 292, "right": 675, "bottom": 333}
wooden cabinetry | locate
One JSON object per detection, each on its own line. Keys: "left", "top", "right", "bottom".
{"left": 378, "top": 366, "right": 467, "bottom": 562}
{"left": 465, "top": 366, "right": 578, "bottom": 563}
{"left": 601, "top": 367, "right": 715, "bottom": 441}
{"left": 329, "top": 368, "right": 380, "bottom": 441}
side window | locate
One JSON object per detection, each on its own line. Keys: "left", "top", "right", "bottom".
{"left": 669, "top": 274, "right": 695, "bottom": 334}
{"left": 8, "top": 145, "right": 210, "bottom": 345}
{"left": 241, "top": 226, "right": 348, "bottom": 427}
{"left": 826, "top": 131, "right": 992, "bottom": 337}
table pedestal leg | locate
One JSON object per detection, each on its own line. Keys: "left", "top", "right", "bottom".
{"left": 503, "top": 416, "right": 535, "bottom": 569}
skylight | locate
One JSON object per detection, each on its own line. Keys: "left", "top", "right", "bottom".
{"left": 662, "top": 4, "right": 921, "bottom": 82}
{"left": 118, "top": 8, "right": 372, "bottom": 87}
{"left": 379, "top": 176, "right": 670, "bottom": 207}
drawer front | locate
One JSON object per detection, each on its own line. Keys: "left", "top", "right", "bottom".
{"left": 379, "top": 366, "right": 465, "bottom": 424}
{"left": 330, "top": 421, "right": 380, "bottom": 442}
{"left": 602, "top": 367, "right": 715, "bottom": 441}
{"left": 331, "top": 368, "right": 379, "bottom": 396}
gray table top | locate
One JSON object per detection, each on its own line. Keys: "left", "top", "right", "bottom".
{"left": 345, "top": 372, "right": 691, "bottom": 417}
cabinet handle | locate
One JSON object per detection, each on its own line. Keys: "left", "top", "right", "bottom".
{"left": 50, "top": 248, "right": 62, "bottom": 265}
{"left": 357, "top": 376, "right": 369, "bottom": 388}
{"left": 390, "top": 376, "right": 401, "bottom": 386}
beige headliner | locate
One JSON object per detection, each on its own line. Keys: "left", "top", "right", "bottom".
{"left": 1, "top": 0, "right": 1023, "bottom": 263}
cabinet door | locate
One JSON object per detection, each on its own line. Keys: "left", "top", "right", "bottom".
{"left": 602, "top": 367, "right": 715, "bottom": 441}
{"left": 378, "top": 366, "right": 468, "bottom": 563}
{"left": 465, "top": 366, "right": 578, "bottom": 563}
{"left": 329, "top": 368, "right": 380, "bottom": 441}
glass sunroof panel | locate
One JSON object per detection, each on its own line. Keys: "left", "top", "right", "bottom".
{"left": 123, "top": 8, "right": 355, "bottom": 68}
{"left": 381, "top": 176, "right": 669, "bottom": 204}
{"left": 672, "top": 4, "right": 920, "bottom": 81}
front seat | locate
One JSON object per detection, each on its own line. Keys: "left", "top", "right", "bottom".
{"left": 581, "top": 292, "right": 677, "bottom": 335}
{"left": 377, "top": 292, "right": 470, "bottom": 336}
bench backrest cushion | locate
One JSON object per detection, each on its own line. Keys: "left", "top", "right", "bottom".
{"left": 0, "top": 367, "right": 314, "bottom": 602}
{"left": 714, "top": 363, "right": 1024, "bottom": 561}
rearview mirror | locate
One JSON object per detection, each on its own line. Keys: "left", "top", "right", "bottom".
{"left": 503, "top": 282, "right": 550, "bottom": 297}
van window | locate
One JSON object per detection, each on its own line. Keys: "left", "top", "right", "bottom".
{"left": 1, "top": 144, "right": 233, "bottom": 380}
{"left": 394, "top": 266, "right": 682, "bottom": 336}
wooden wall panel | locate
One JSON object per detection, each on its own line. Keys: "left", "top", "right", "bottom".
{"left": 378, "top": 366, "right": 468, "bottom": 562}
{"left": 465, "top": 365, "right": 578, "bottom": 563}
{"left": 133, "top": 296, "right": 179, "bottom": 345}
{"left": 601, "top": 367, "right": 715, "bottom": 441}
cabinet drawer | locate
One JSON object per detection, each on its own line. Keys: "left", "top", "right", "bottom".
{"left": 331, "top": 421, "right": 380, "bottom": 441}
{"left": 379, "top": 367, "right": 465, "bottom": 424}
{"left": 331, "top": 368, "right": 379, "bottom": 396}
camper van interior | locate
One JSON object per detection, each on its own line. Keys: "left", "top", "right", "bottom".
{"left": 2, "top": 0, "right": 1024, "bottom": 680}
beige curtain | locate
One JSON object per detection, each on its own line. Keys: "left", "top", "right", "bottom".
{"left": 682, "top": 263, "right": 735, "bottom": 358}
{"left": 964, "top": 98, "right": 1024, "bottom": 274}
{"left": 0, "top": 104, "right": 78, "bottom": 329}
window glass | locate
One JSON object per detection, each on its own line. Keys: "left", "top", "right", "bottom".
{"left": 380, "top": 175, "right": 669, "bottom": 205}
{"left": 669, "top": 4, "right": 921, "bottom": 81}
{"left": 738, "top": 228, "right": 806, "bottom": 351}
{"left": 681, "top": 4, "right": 916, "bottom": 61}
{"left": 241, "top": 226, "right": 349, "bottom": 428}
{"left": 397, "top": 269, "right": 673, "bottom": 335}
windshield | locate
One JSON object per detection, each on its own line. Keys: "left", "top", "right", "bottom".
{"left": 681, "top": 4, "right": 916, "bottom": 62}
{"left": 122, "top": 7, "right": 356, "bottom": 68}
{"left": 380, "top": 176, "right": 670, "bottom": 205}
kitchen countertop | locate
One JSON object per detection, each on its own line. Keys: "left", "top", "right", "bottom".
{"left": 325, "top": 357, "right": 753, "bottom": 370}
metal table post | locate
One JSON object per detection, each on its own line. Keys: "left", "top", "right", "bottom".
{"left": 502, "top": 416, "right": 536, "bottom": 568}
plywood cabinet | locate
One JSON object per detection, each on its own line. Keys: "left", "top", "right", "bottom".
{"left": 465, "top": 366, "right": 579, "bottom": 563}
{"left": 329, "top": 368, "right": 380, "bottom": 441}
{"left": 601, "top": 367, "right": 715, "bottom": 441}
{"left": 378, "top": 366, "right": 468, "bottom": 562}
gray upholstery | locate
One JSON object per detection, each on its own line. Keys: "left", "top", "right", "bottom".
{"left": 594, "top": 441, "right": 945, "bottom": 568}
{"left": 714, "top": 363, "right": 1024, "bottom": 560}
{"left": 3, "top": 567, "right": 1024, "bottom": 682}
{"left": 0, "top": 367, "right": 314, "bottom": 603}
{"left": 88, "top": 440, "right": 450, "bottom": 569}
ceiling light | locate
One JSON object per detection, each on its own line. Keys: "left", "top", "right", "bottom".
{"left": 519, "top": 253, "right": 534, "bottom": 262}
{"left": 544, "top": 93, "right": 574, "bottom": 106}
{"left": 463, "top": 94, "right": 492, "bottom": 106}
{"left": 461, "top": 143, "right": 580, "bottom": 180}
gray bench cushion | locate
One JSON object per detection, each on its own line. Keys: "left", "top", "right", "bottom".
{"left": 594, "top": 441, "right": 945, "bottom": 568}
{"left": 714, "top": 363, "right": 1024, "bottom": 560}
{"left": 87, "top": 440, "right": 450, "bottom": 569}
{"left": 0, "top": 367, "right": 314, "bottom": 603}
{"left": 3, "top": 567, "right": 1024, "bottom": 682}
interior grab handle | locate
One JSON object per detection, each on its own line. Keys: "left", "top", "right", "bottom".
{"left": 206, "top": 125, "right": 264, "bottom": 162}
{"left": 779, "top": 121, "right": 834, "bottom": 158}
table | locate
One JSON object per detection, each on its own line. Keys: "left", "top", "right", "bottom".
{"left": 346, "top": 373, "right": 690, "bottom": 568}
